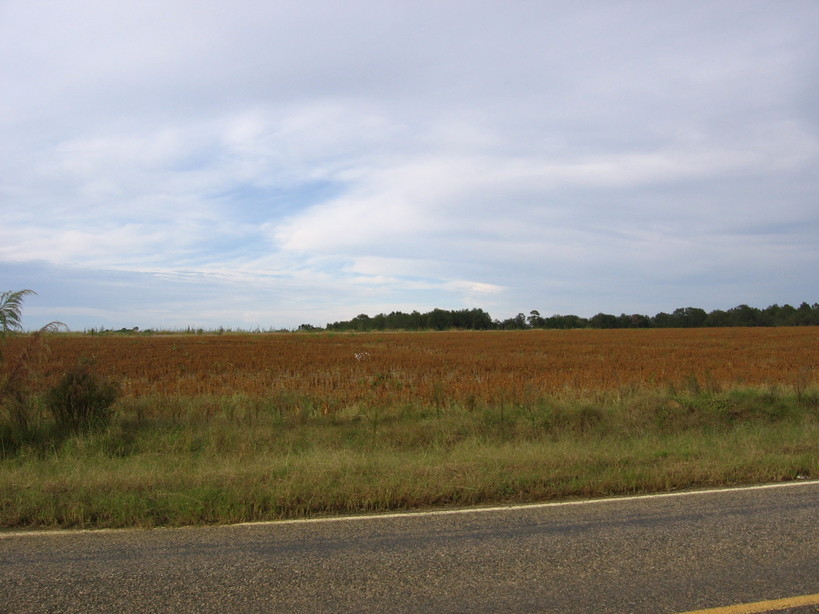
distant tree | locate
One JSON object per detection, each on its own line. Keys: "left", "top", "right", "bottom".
{"left": 544, "top": 314, "right": 587, "bottom": 329}
{"left": 500, "top": 313, "right": 528, "bottom": 330}
{"left": 407, "top": 310, "right": 423, "bottom": 330}
{"left": 673, "top": 307, "right": 708, "bottom": 327}
{"left": 613, "top": 314, "right": 632, "bottom": 328}
{"left": 763, "top": 303, "right": 795, "bottom": 326}
{"left": 468, "top": 308, "right": 494, "bottom": 330}
{"left": 651, "top": 312, "right": 673, "bottom": 327}
{"left": 628, "top": 314, "right": 651, "bottom": 328}
{"left": 726, "top": 304, "right": 763, "bottom": 326}
{"left": 527, "top": 310, "right": 544, "bottom": 328}
{"left": 423, "top": 308, "right": 450, "bottom": 330}
{"left": 384, "top": 311, "right": 409, "bottom": 330}
{"left": 351, "top": 313, "right": 372, "bottom": 331}
{"left": 704, "top": 309, "right": 730, "bottom": 327}
{"left": 793, "top": 302, "right": 819, "bottom": 326}
{"left": 320, "top": 301, "right": 816, "bottom": 332}
{"left": 589, "top": 313, "right": 619, "bottom": 329}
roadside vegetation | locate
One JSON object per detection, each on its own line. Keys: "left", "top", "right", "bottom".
{"left": 1, "top": 292, "right": 817, "bottom": 530}
{"left": 0, "top": 381, "right": 816, "bottom": 529}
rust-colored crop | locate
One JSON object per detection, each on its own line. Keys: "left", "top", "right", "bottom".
{"left": 2, "top": 328, "right": 817, "bottom": 409}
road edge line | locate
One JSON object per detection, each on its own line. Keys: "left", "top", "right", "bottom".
{"left": 2, "top": 479, "right": 816, "bottom": 538}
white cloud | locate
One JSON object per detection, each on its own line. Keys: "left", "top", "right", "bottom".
{"left": 1, "top": 1, "right": 818, "bottom": 329}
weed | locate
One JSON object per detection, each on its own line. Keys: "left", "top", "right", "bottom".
{"left": 46, "top": 364, "right": 120, "bottom": 432}
{"left": 682, "top": 373, "right": 702, "bottom": 395}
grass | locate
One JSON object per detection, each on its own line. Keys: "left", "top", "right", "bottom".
{"left": 1, "top": 383, "right": 817, "bottom": 530}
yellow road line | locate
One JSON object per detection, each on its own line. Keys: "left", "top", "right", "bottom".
{"left": 679, "top": 593, "right": 819, "bottom": 614}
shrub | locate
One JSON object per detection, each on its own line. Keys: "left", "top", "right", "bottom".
{"left": 47, "top": 365, "right": 120, "bottom": 431}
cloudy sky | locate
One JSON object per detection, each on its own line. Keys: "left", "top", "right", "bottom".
{"left": 2, "top": 1, "right": 817, "bottom": 330}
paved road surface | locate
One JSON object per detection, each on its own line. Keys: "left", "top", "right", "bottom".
{"left": 1, "top": 482, "right": 817, "bottom": 613}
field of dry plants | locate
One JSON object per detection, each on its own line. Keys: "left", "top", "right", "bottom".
{"left": 1, "top": 327, "right": 817, "bottom": 529}
{"left": 22, "top": 327, "right": 819, "bottom": 403}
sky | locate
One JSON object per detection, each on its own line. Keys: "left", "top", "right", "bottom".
{"left": 2, "top": 1, "right": 818, "bottom": 331}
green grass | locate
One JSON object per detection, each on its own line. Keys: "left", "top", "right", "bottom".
{"left": 1, "top": 386, "right": 817, "bottom": 530}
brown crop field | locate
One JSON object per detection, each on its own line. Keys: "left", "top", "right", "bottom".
{"left": 10, "top": 326, "right": 818, "bottom": 405}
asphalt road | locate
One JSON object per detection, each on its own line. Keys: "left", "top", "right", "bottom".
{"left": 1, "top": 482, "right": 817, "bottom": 613}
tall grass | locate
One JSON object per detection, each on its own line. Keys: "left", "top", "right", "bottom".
{"left": 1, "top": 382, "right": 816, "bottom": 529}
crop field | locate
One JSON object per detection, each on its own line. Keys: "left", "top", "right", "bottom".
{"left": 1, "top": 327, "right": 817, "bottom": 529}
{"left": 15, "top": 326, "right": 819, "bottom": 404}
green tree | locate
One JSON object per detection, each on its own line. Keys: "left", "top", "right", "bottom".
{"left": 527, "top": 310, "right": 544, "bottom": 328}
{"left": 589, "top": 313, "right": 619, "bottom": 328}
{"left": 704, "top": 309, "right": 730, "bottom": 327}
{"left": 500, "top": 313, "right": 528, "bottom": 329}
{"left": 673, "top": 307, "right": 708, "bottom": 327}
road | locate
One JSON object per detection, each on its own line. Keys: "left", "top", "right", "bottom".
{"left": 1, "top": 482, "right": 817, "bottom": 613}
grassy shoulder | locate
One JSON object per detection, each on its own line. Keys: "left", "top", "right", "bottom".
{"left": 1, "top": 385, "right": 817, "bottom": 530}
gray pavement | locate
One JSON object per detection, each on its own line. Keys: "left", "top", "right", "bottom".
{"left": 1, "top": 481, "right": 817, "bottom": 613}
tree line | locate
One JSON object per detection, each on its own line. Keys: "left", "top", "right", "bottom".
{"left": 303, "top": 302, "right": 819, "bottom": 332}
